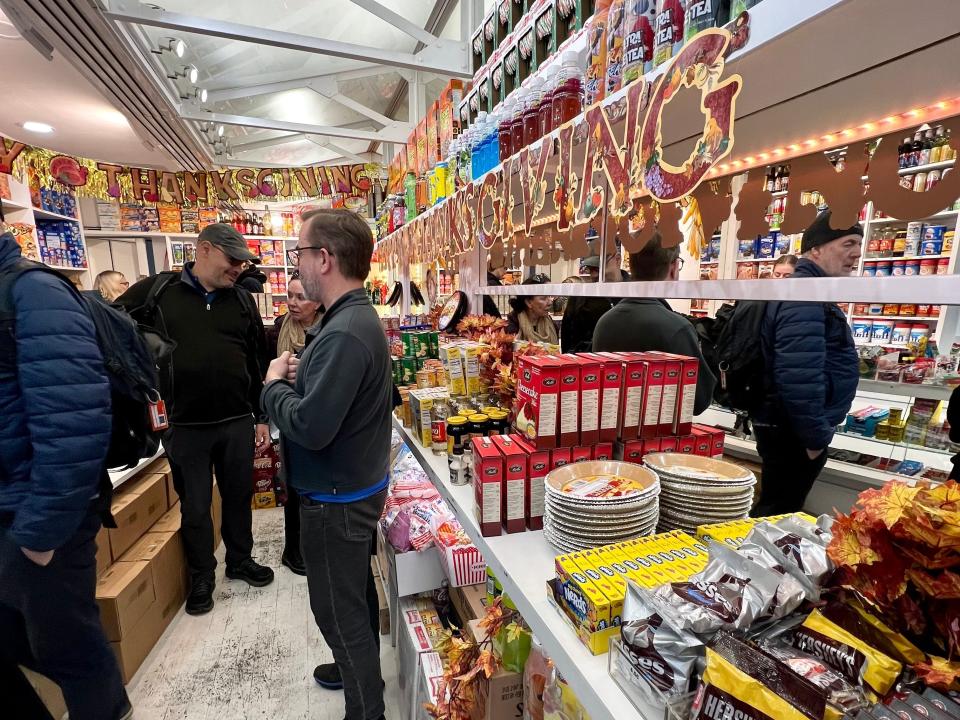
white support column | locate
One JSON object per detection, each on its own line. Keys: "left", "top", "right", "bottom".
{"left": 408, "top": 72, "right": 427, "bottom": 124}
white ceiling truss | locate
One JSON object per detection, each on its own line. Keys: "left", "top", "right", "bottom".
{"left": 101, "top": 0, "right": 475, "bottom": 168}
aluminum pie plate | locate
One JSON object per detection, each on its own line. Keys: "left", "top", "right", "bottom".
{"left": 657, "top": 479, "right": 755, "bottom": 497}
{"left": 544, "top": 523, "right": 658, "bottom": 551}
{"left": 545, "top": 520, "right": 654, "bottom": 545}
{"left": 657, "top": 494, "right": 753, "bottom": 511}
{"left": 545, "top": 503, "right": 659, "bottom": 528}
{"left": 545, "top": 461, "right": 660, "bottom": 503}
{"left": 545, "top": 493, "right": 661, "bottom": 516}
{"left": 546, "top": 514, "right": 656, "bottom": 538}
{"left": 644, "top": 453, "right": 756, "bottom": 485}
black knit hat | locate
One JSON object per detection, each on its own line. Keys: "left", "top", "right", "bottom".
{"left": 800, "top": 210, "right": 863, "bottom": 254}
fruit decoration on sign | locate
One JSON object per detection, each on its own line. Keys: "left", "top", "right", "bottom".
{"left": 49, "top": 155, "right": 88, "bottom": 187}
{"left": 827, "top": 479, "right": 960, "bottom": 689}
{"left": 725, "top": 11, "right": 751, "bottom": 56}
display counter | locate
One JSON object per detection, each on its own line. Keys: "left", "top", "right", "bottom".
{"left": 392, "top": 418, "right": 655, "bottom": 720}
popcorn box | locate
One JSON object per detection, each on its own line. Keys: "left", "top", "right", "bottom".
{"left": 438, "top": 542, "right": 486, "bottom": 587}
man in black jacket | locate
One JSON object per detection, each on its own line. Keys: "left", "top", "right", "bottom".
{"left": 592, "top": 233, "right": 717, "bottom": 414}
{"left": 481, "top": 260, "right": 506, "bottom": 317}
{"left": 263, "top": 209, "right": 391, "bottom": 720}
{"left": 751, "top": 211, "right": 861, "bottom": 515}
{"left": 117, "top": 224, "right": 273, "bottom": 615}
{"left": 561, "top": 248, "right": 630, "bottom": 352}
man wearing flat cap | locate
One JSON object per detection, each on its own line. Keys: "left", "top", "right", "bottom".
{"left": 750, "top": 210, "right": 862, "bottom": 516}
{"left": 118, "top": 223, "right": 273, "bottom": 614}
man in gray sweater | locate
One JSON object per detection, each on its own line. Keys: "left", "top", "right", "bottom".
{"left": 262, "top": 209, "right": 391, "bottom": 720}
{"left": 593, "top": 233, "right": 717, "bottom": 415}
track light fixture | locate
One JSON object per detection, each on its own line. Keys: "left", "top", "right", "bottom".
{"left": 152, "top": 36, "right": 186, "bottom": 58}
{"left": 167, "top": 64, "right": 198, "bottom": 84}
{"left": 181, "top": 87, "right": 208, "bottom": 103}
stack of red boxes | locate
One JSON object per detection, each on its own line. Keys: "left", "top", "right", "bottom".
{"left": 470, "top": 352, "right": 726, "bottom": 537}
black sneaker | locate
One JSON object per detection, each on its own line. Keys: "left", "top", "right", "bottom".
{"left": 313, "top": 663, "right": 343, "bottom": 690}
{"left": 185, "top": 577, "right": 215, "bottom": 615}
{"left": 281, "top": 548, "right": 306, "bottom": 576}
{"left": 225, "top": 557, "right": 275, "bottom": 587}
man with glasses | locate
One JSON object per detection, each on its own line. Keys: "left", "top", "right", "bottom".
{"left": 592, "top": 232, "right": 716, "bottom": 414}
{"left": 118, "top": 223, "right": 273, "bottom": 615}
{"left": 264, "top": 209, "right": 391, "bottom": 720}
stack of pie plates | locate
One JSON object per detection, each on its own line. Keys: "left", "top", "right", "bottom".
{"left": 642, "top": 453, "right": 756, "bottom": 534}
{"left": 542, "top": 460, "right": 660, "bottom": 551}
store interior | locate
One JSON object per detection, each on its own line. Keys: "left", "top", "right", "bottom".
{"left": 2, "top": 0, "right": 960, "bottom": 719}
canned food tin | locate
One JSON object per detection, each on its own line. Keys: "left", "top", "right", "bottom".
{"left": 392, "top": 357, "right": 402, "bottom": 384}
{"left": 427, "top": 331, "right": 439, "bottom": 358}
{"left": 400, "top": 358, "right": 417, "bottom": 385}
{"left": 937, "top": 258, "right": 950, "bottom": 275}
{"left": 416, "top": 369, "right": 432, "bottom": 389}
{"left": 861, "top": 264, "right": 876, "bottom": 277}
{"left": 401, "top": 331, "right": 415, "bottom": 358}
{"left": 920, "top": 259, "right": 937, "bottom": 275}
{"left": 891, "top": 260, "right": 906, "bottom": 276}
{"left": 898, "top": 304, "right": 916, "bottom": 316}
{"left": 904, "top": 260, "right": 921, "bottom": 276}
{"left": 882, "top": 303, "right": 900, "bottom": 316}
{"left": 874, "top": 261, "right": 892, "bottom": 277}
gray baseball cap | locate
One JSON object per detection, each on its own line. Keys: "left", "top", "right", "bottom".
{"left": 580, "top": 255, "right": 601, "bottom": 269}
{"left": 197, "top": 223, "right": 258, "bottom": 261}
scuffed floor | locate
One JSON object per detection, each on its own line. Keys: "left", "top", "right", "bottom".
{"left": 127, "top": 507, "right": 401, "bottom": 719}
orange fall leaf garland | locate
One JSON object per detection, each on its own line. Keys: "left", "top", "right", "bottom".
{"left": 426, "top": 598, "right": 521, "bottom": 720}
{"left": 827, "top": 479, "right": 960, "bottom": 688}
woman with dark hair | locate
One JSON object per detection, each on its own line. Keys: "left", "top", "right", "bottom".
{"left": 505, "top": 275, "right": 558, "bottom": 344}
{"left": 265, "top": 271, "right": 324, "bottom": 576}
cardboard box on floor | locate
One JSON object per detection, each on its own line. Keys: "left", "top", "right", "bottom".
{"left": 450, "top": 583, "right": 487, "bottom": 624}
{"left": 151, "top": 478, "right": 221, "bottom": 551}
{"left": 468, "top": 619, "right": 525, "bottom": 720}
{"left": 96, "top": 560, "right": 156, "bottom": 643}
{"left": 111, "top": 585, "right": 182, "bottom": 683}
{"left": 397, "top": 595, "right": 440, "bottom": 720}
{"left": 120, "top": 531, "right": 187, "bottom": 609}
{"left": 96, "top": 526, "right": 112, "bottom": 576}
{"left": 372, "top": 558, "right": 390, "bottom": 637}
{"left": 109, "top": 473, "right": 168, "bottom": 559}
{"left": 141, "top": 456, "right": 175, "bottom": 508}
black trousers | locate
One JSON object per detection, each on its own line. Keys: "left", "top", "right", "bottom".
{"left": 0, "top": 511, "right": 128, "bottom": 720}
{"left": 301, "top": 490, "right": 388, "bottom": 720}
{"left": 751, "top": 424, "right": 829, "bottom": 517}
{"left": 165, "top": 417, "right": 255, "bottom": 580}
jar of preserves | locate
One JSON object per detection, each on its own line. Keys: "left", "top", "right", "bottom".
{"left": 468, "top": 413, "right": 490, "bottom": 440}
{"left": 487, "top": 409, "right": 510, "bottom": 437}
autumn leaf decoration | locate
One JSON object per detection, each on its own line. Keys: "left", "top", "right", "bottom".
{"left": 827, "top": 479, "right": 960, "bottom": 689}
{"left": 425, "top": 597, "right": 522, "bottom": 720}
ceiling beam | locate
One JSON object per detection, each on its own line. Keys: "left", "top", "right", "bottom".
{"left": 199, "top": 1, "right": 319, "bottom": 68}
{"left": 366, "top": 0, "right": 456, "bottom": 154}
{"left": 180, "top": 109, "right": 409, "bottom": 143}
{"left": 307, "top": 137, "right": 368, "bottom": 164}
{"left": 103, "top": 2, "right": 471, "bottom": 77}
{"left": 208, "top": 64, "right": 398, "bottom": 103}
{"left": 229, "top": 132, "right": 304, "bottom": 152}
{"left": 348, "top": 0, "right": 439, "bottom": 47}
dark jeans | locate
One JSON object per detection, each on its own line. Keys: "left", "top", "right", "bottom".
{"left": 751, "top": 424, "right": 829, "bottom": 517}
{"left": 284, "top": 491, "right": 300, "bottom": 554}
{"left": 0, "top": 511, "right": 129, "bottom": 720}
{"left": 165, "top": 417, "right": 255, "bottom": 580}
{"left": 301, "top": 489, "right": 388, "bottom": 720}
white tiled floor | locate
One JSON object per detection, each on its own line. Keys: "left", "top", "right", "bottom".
{"left": 126, "top": 508, "right": 400, "bottom": 720}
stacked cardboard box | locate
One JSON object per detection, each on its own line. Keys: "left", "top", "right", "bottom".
{"left": 93, "top": 457, "right": 223, "bottom": 683}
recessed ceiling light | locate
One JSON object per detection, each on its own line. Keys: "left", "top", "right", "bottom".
{"left": 187, "top": 64, "right": 198, "bottom": 84}
{"left": 198, "top": 87, "right": 208, "bottom": 103}
{"left": 21, "top": 121, "right": 53, "bottom": 134}
{"left": 175, "top": 39, "right": 186, "bottom": 58}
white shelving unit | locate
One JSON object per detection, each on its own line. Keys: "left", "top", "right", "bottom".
{"left": 393, "top": 420, "right": 653, "bottom": 720}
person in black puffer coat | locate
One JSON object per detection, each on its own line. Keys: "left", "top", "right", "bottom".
{"left": 751, "top": 211, "right": 862, "bottom": 516}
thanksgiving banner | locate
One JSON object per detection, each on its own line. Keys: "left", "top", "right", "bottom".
{"left": 377, "top": 23, "right": 960, "bottom": 273}
{"left": 0, "top": 139, "right": 374, "bottom": 205}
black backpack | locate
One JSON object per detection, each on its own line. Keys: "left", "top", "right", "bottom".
{"left": 0, "top": 259, "right": 173, "bottom": 469}
{"left": 712, "top": 300, "right": 769, "bottom": 412}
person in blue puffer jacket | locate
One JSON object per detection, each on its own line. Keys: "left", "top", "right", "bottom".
{"left": 0, "top": 231, "right": 132, "bottom": 720}
{"left": 751, "top": 211, "right": 862, "bottom": 516}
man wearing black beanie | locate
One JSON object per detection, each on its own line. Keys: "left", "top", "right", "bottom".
{"left": 750, "top": 210, "right": 862, "bottom": 516}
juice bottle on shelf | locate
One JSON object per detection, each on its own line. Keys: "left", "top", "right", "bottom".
{"left": 392, "top": 196, "right": 405, "bottom": 230}
{"left": 539, "top": 65, "right": 559, "bottom": 138}
{"left": 510, "top": 88, "right": 527, "bottom": 157}
{"left": 919, "top": 128, "right": 935, "bottom": 166}
{"left": 909, "top": 130, "right": 924, "bottom": 168}
{"left": 262, "top": 205, "right": 273, "bottom": 236}
{"left": 416, "top": 174, "right": 428, "bottom": 213}
{"left": 552, "top": 51, "right": 585, "bottom": 130}
{"left": 445, "top": 142, "right": 458, "bottom": 197}
{"left": 523, "top": 77, "right": 545, "bottom": 147}
{"left": 404, "top": 171, "right": 417, "bottom": 221}
{"left": 898, "top": 137, "right": 912, "bottom": 169}
{"left": 930, "top": 126, "right": 947, "bottom": 163}
{"left": 498, "top": 98, "right": 515, "bottom": 163}
{"left": 585, "top": 0, "right": 611, "bottom": 107}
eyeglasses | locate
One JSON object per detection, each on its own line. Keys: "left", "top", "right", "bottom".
{"left": 286, "top": 246, "right": 331, "bottom": 267}
{"left": 677, "top": 257, "right": 685, "bottom": 270}
{"left": 211, "top": 244, "right": 250, "bottom": 269}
